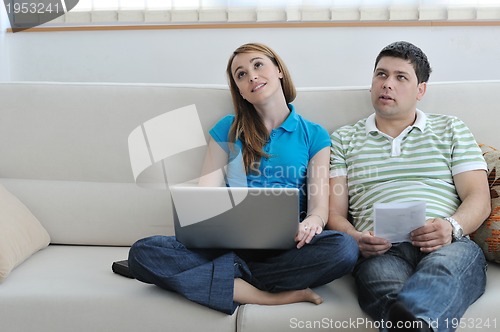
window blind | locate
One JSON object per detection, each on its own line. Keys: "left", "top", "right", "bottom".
{"left": 35, "top": 0, "right": 500, "bottom": 26}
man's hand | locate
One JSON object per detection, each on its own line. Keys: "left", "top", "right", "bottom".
{"left": 411, "top": 218, "right": 453, "bottom": 253}
{"left": 357, "top": 231, "right": 392, "bottom": 258}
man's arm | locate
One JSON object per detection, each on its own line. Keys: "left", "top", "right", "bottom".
{"left": 327, "top": 176, "right": 356, "bottom": 236}
{"left": 328, "top": 176, "right": 391, "bottom": 257}
{"left": 411, "top": 170, "right": 491, "bottom": 252}
{"left": 452, "top": 169, "right": 491, "bottom": 234}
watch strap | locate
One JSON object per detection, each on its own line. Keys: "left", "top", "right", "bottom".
{"left": 444, "top": 216, "right": 464, "bottom": 241}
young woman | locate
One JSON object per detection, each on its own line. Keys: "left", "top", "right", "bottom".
{"left": 128, "top": 43, "right": 358, "bottom": 315}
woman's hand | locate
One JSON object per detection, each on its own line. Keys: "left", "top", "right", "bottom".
{"left": 295, "top": 215, "right": 324, "bottom": 249}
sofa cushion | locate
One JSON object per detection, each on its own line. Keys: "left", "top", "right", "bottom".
{"left": 0, "top": 245, "right": 237, "bottom": 332}
{"left": 471, "top": 144, "right": 500, "bottom": 263}
{"left": 0, "top": 184, "right": 50, "bottom": 281}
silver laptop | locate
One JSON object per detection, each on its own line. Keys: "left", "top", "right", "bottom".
{"left": 170, "top": 186, "right": 300, "bottom": 249}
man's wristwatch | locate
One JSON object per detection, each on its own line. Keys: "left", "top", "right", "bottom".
{"left": 444, "top": 216, "right": 464, "bottom": 241}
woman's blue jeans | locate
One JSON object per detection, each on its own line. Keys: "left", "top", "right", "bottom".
{"left": 353, "top": 238, "right": 487, "bottom": 332}
{"left": 128, "top": 230, "right": 358, "bottom": 314}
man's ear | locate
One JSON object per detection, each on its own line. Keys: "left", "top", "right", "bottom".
{"left": 416, "top": 82, "right": 427, "bottom": 101}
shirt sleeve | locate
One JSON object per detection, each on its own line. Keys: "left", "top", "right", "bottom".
{"left": 329, "top": 130, "right": 348, "bottom": 178}
{"left": 208, "top": 115, "right": 235, "bottom": 154}
{"left": 450, "top": 117, "right": 487, "bottom": 175}
{"left": 309, "top": 124, "right": 331, "bottom": 159}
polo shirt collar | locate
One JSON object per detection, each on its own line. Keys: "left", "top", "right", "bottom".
{"left": 279, "top": 104, "right": 299, "bottom": 132}
{"left": 413, "top": 109, "right": 427, "bottom": 131}
{"left": 365, "top": 109, "right": 427, "bottom": 135}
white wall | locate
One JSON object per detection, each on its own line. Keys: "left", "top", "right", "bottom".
{"left": 3, "top": 25, "right": 500, "bottom": 87}
{"left": 0, "top": 6, "right": 11, "bottom": 81}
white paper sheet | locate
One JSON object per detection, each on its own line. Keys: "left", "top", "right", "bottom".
{"left": 373, "top": 201, "right": 427, "bottom": 243}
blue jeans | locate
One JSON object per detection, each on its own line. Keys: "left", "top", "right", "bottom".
{"left": 128, "top": 230, "right": 358, "bottom": 314}
{"left": 353, "top": 238, "right": 487, "bottom": 332}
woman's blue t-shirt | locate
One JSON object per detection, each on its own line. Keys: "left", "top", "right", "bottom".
{"left": 209, "top": 104, "right": 330, "bottom": 217}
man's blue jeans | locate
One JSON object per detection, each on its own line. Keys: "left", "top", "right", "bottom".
{"left": 128, "top": 230, "right": 359, "bottom": 315}
{"left": 353, "top": 238, "right": 487, "bottom": 331}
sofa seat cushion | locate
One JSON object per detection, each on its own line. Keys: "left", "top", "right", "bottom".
{"left": 237, "top": 276, "right": 376, "bottom": 332}
{"left": 1, "top": 247, "right": 500, "bottom": 332}
{"left": 463, "top": 263, "right": 500, "bottom": 330}
{"left": 0, "top": 245, "right": 237, "bottom": 332}
{"left": 236, "top": 265, "right": 500, "bottom": 332}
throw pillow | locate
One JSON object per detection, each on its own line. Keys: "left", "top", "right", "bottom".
{"left": 0, "top": 183, "right": 51, "bottom": 282}
{"left": 470, "top": 144, "right": 500, "bottom": 263}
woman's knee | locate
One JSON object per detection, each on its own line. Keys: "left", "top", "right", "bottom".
{"left": 131, "top": 235, "right": 178, "bottom": 251}
{"left": 322, "top": 231, "right": 359, "bottom": 261}
{"left": 309, "top": 231, "right": 359, "bottom": 275}
{"left": 129, "top": 236, "right": 179, "bottom": 265}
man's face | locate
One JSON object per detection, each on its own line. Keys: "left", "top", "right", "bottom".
{"left": 371, "top": 56, "right": 426, "bottom": 121}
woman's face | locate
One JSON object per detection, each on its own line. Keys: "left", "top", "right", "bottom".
{"left": 230, "top": 51, "right": 284, "bottom": 106}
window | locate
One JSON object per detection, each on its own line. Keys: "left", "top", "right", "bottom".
{"left": 5, "top": 0, "right": 500, "bottom": 31}
{"left": 62, "top": 0, "right": 500, "bottom": 24}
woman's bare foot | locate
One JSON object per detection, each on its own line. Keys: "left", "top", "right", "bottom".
{"left": 300, "top": 288, "right": 324, "bottom": 305}
{"left": 234, "top": 278, "right": 323, "bottom": 306}
{"left": 275, "top": 288, "right": 323, "bottom": 305}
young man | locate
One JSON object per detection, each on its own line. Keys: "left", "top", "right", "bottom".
{"left": 328, "top": 41, "right": 490, "bottom": 331}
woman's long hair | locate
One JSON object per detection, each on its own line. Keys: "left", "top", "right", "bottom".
{"left": 226, "top": 43, "right": 296, "bottom": 173}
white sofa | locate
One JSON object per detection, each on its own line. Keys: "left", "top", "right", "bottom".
{"left": 1, "top": 81, "right": 500, "bottom": 332}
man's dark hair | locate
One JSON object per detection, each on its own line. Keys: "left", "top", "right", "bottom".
{"left": 374, "top": 41, "right": 432, "bottom": 84}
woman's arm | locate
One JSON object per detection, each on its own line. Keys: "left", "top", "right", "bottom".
{"left": 296, "top": 147, "right": 330, "bottom": 248}
{"left": 198, "top": 138, "right": 228, "bottom": 187}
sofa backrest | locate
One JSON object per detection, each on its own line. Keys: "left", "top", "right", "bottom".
{"left": 1, "top": 81, "right": 498, "bottom": 246}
